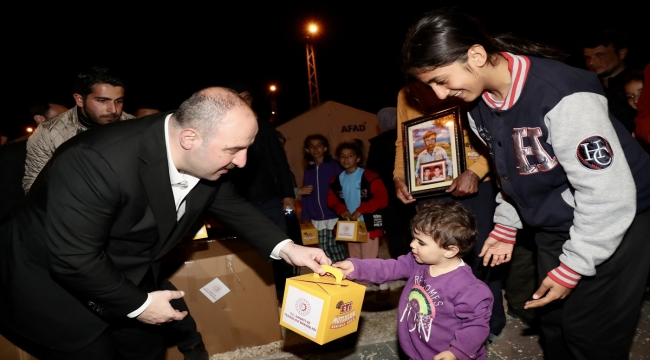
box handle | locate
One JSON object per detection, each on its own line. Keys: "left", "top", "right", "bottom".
{"left": 313, "top": 265, "right": 343, "bottom": 284}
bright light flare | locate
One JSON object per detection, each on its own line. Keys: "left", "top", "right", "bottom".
{"left": 26, "top": 127, "right": 34, "bottom": 133}
{"left": 270, "top": 85, "right": 277, "bottom": 92}
{"left": 308, "top": 24, "right": 318, "bottom": 34}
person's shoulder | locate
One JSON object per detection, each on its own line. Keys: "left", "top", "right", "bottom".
{"left": 40, "top": 108, "right": 76, "bottom": 131}
{"left": 527, "top": 57, "right": 603, "bottom": 97}
{"left": 119, "top": 111, "right": 136, "bottom": 120}
{"left": 362, "top": 168, "right": 380, "bottom": 180}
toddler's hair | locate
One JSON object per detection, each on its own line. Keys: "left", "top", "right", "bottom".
{"left": 335, "top": 141, "right": 364, "bottom": 167}
{"left": 303, "top": 134, "right": 332, "bottom": 163}
{"left": 410, "top": 200, "right": 477, "bottom": 257}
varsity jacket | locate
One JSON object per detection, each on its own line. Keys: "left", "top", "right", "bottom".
{"left": 23, "top": 106, "right": 134, "bottom": 192}
{"left": 327, "top": 168, "right": 388, "bottom": 238}
{"left": 468, "top": 54, "right": 650, "bottom": 286}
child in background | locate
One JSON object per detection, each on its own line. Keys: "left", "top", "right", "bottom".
{"left": 624, "top": 71, "right": 644, "bottom": 111}
{"left": 300, "top": 134, "right": 349, "bottom": 262}
{"left": 328, "top": 141, "right": 390, "bottom": 296}
{"left": 333, "top": 201, "right": 493, "bottom": 360}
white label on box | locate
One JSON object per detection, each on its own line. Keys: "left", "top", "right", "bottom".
{"left": 199, "top": 277, "right": 231, "bottom": 303}
{"left": 282, "top": 286, "right": 324, "bottom": 338}
{"left": 337, "top": 222, "right": 355, "bottom": 239}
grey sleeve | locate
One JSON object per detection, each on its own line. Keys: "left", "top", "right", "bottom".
{"left": 547, "top": 92, "right": 635, "bottom": 276}
{"left": 23, "top": 126, "right": 54, "bottom": 193}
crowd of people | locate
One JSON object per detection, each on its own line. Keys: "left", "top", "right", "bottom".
{"left": 1, "top": 8, "right": 649, "bottom": 360}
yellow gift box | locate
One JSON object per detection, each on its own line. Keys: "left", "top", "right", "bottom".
{"left": 300, "top": 223, "right": 319, "bottom": 246}
{"left": 279, "top": 265, "right": 365, "bottom": 345}
{"left": 335, "top": 220, "right": 368, "bottom": 242}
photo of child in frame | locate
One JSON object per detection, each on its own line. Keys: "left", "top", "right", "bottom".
{"left": 420, "top": 160, "right": 447, "bottom": 184}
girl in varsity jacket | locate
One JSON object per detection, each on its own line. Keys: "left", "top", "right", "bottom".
{"left": 401, "top": 9, "right": 650, "bottom": 360}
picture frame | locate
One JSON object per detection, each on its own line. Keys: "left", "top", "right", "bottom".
{"left": 402, "top": 106, "right": 466, "bottom": 197}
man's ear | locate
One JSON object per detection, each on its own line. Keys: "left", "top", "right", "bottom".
{"left": 73, "top": 93, "right": 84, "bottom": 108}
{"left": 444, "top": 245, "right": 460, "bottom": 259}
{"left": 33, "top": 115, "right": 46, "bottom": 125}
{"left": 179, "top": 128, "right": 199, "bottom": 150}
{"left": 618, "top": 48, "right": 628, "bottom": 60}
{"left": 467, "top": 44, "right": 488, "bottom": 68}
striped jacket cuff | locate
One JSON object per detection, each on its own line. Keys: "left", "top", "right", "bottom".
{"left": 489, "top": 224, "right": 517, "bottom": 244}
{"left": 548, "top": 263, "right": 582, "bottom": 289}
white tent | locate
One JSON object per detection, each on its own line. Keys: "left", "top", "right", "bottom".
{"left": 277, "top": 101, "right": 380, "bottom": 186}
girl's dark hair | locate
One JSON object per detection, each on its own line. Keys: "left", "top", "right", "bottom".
{"left": 303, "top": 134, "right": 332, "bottom": 164}
{"left": 335, "top": 141, "right": 364, "bottom": 167}
{"left": 402, "top": 8, "right": 566, "bottom": 75}
{"left": 411, "top": 200, "right": 477, "bottom": 258}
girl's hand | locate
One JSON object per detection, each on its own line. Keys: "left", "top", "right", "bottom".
{"left": 299, "top": 185, "right": 314, "bottom": 195}
{"left": 433, "top": 350, "right": 458, "bottom": 360}
{"left": 332, "top": 260, "right": 355, "bottom": 278}
{"left": 350, "top": 211, "right": 361, "bottom": 221}
{"left": 341, "top": 210, "right": 352, "bottom": 220}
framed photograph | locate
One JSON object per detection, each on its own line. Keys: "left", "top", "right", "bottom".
{"left": 402, "top": 106, "right": 466, "bottom": 197}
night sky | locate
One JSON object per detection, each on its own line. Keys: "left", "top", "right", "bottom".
{"left": 4, "top": 4, "right": 648, "bottom": 139}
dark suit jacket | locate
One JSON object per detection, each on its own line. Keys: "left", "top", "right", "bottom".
{"left": 0, "top": 112, "right": 287, "bottom": 351}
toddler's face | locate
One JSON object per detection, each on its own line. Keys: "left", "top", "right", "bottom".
{"left": 625, "top": 80, "right": 643, "bottom": 110}
{"left": 410, "top": 230, "right": 448, "bottom": 266}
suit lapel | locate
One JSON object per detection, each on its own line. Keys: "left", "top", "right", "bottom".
{"left": 156, "top": 180, "right": 219, "bottom": 259}
{"left": 138, "top": 113, "right": 178, "bottom": 245}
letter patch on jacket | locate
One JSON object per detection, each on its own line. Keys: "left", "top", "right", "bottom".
{"left": 512, "top": 127, "right": 558, "bottom": 175}
{"left": 576, "top": 136, "right": 613, "bottom": 170}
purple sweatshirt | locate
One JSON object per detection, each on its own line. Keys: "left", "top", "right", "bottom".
{"left": 301, "top": 161, "right": 342, "bottom": 221}
{"left": 348, "top": 255, "right": 492, "bottom": 360}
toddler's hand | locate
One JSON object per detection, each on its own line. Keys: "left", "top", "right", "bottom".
{"left": 433, "top": 350, "right": 458, "bottom": 360}
{"left": 332, "top": 260, "right": 354, "bottom": 278}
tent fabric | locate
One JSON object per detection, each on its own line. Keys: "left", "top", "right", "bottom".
{"left": 277, "top": 101, "right": 380, "bottom": 187}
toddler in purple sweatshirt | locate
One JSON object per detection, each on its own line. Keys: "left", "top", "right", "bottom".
{"left": 334, "top": 201, "right": 493, "bottom": 360}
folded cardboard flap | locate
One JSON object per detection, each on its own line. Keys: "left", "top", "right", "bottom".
{"left": 164, "top": 239, "right": 281, "bottom": 359}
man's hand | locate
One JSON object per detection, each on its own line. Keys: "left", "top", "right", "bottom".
{"left": 282, "top": 197, "right": 295, "bottom": 212}
{"left": 299, "top": 185, "right": 313, "bottom": 195}
{"left": 350, "top": 211, "right": 361, "bottom": 221}
{"left": 478, "top": 236, "right": 514, "bottom": 267}
{"left": 445, "top": 170, "right": 479, "bottom": 197}
{"left": 332, "top": 260, "right": 355, "bottom": 278}
{"left": 524, "top": 276, "right": 573, "bottom": 309}
{"left": 136, "top": 290, "right": 188, "bottom": 325}
{"left": 394, "top": 177, "right": 416, "bottom": 204}
{"left": 434, "top": 350, "right": 458, "bottom": 360}
{"left": 341, "top": 210, "right": 352, "bottom": 220}
{"left": 279, "top": 242, "right": 331, "bottom": 275}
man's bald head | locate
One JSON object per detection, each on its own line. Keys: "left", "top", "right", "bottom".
{"left": 172, "top": 87, "right": 252, "bottom": 142}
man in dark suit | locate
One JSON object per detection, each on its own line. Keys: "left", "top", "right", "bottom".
{"left": 0, "top": 87, "right": 330, "bottom": 359}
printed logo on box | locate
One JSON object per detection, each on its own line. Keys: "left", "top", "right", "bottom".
{"left": 331, "top": 300, "right": 356, "bottom": 329}
{"left": 295, "top": 298, "right": 312, "bottom": 316}
{"left": 282, "top": 286, "right": 323, "bottom": 338}
{"left": 338, "top": 223, "right": 354, "bottom": 238}
{"left": 199, "top": 277, "right": 230, "bottom": 303}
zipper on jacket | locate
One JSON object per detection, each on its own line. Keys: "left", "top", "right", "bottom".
{"left": 316, "top": 165, "right": 325, "bottom": 219}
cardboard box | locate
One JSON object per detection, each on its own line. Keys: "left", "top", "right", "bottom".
{"left": 163, "top": 239, "right": 282, "bottom": 359}
{"left": 0, "top": 334, "right": 38, "bottom": 360}
{"left": 280, "top": 265, "right": 365, "bottom": 345}
{"left": 300, "top": 223, "right": 319, "bottom": 246}
{"left": 335, "top": 221, "right": 368, "bottom": 242}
